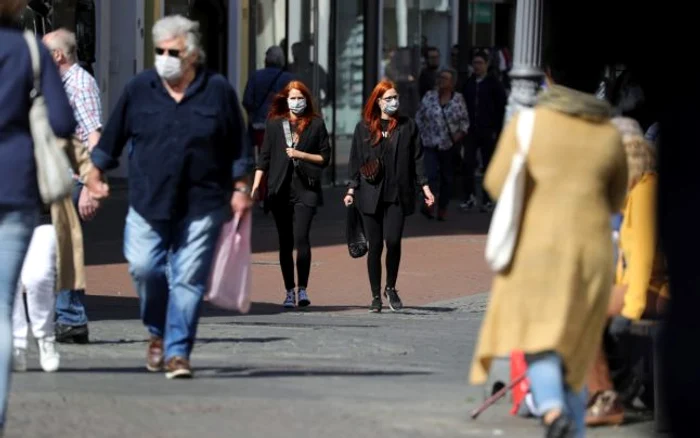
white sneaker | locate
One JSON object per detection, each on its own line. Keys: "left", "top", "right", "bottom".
{"left": 297, "top": 289, "right": 311, "bottom": 307}
{"left": 37, "top": 337, "right": 60, "bottom": 372}
{"left": 12, "top": 348, "right": 27, "bottom": 372}
{"left": 283, "top": 289, "right": 296, "bottom": 308}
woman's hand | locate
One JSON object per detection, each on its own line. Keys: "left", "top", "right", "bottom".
{"left": 250, "top": 184, "right": 259, "bottom": 201}
{"left": 422, "top": 185, "right": 435, "bottom": 207}
{"left": 286, "top": 148, "right": 300, "bottom": 159}
{"left": 344, "top": 190, "right": 354, "bottom": 206}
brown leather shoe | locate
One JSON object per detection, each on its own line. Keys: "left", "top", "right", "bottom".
{"left": 586, "top": 390, "right": 624, "bottom": 427}
{"left": 165, "top": 356, "right": 192, "bottom": 379}
{"left": 146, "top": 336, "right": 164, "bottom": 372}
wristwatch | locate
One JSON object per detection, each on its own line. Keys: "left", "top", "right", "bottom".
{"left": 234, "top": 186, "right": 251, "bottom": 195}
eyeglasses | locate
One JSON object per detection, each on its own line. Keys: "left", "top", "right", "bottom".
{"left": 381, "top": 95, "right": 399, "bottom": 102}
{"left": 155, "top": 47, "right": 180, "bottom": 57}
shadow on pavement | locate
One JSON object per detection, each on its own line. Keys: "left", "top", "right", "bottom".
{"left": 83, "top": 295, "right": 373, "bottom": 322}
{"left": 83, "top": 182, "right": 491, "bottom": 266}
{"left": 86, "top": 337, "right": 291, "bottom": 346}
{"left": 50, "top": 365, "right": 432, "bottom": 378}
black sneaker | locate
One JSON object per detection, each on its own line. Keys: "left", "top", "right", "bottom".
{"left": 55, "top": 324, "right": 89, "bottom": 344}
{"left": 384, "top": 287, "right": 403, "bottom": 311}
{"left": 369, "top": 296, "right": 382, "bottom": 313}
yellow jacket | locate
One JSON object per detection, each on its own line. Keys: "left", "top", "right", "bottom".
{"left": 617, "top": 172, "right": 669, "bottom": 320}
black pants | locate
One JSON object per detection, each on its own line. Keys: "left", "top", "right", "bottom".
{"left": 362, "top": 202, "right": 405, "bottom": 296}
{"left": 424, "top": 147, "right": 455, "bottom": 210}
{"left": 271, "top": 203, "right": 316, "bottom": 290}
{"left": 462, "top": 131, "right": 497, "bottom": 202}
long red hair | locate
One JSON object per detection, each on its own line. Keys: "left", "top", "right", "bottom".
{"left": 363, "top": 80, "right": 398, "bottom": 146}
{"left": 268, "top": 80, "right": 318, "bottom": 135}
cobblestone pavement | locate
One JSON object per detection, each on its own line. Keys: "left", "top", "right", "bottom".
{"left": 6, "top": 184, "right": 655, "bottom": 437}
{"left": 7, "top": 294, "right": 654, "bottom": 437}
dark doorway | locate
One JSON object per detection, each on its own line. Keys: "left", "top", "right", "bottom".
{"left": 190, "top": 0, "right": 228, "bottom": 75}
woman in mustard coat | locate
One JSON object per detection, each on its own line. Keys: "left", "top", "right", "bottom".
{"left": 469, "top": 54, "right": 628, "bottom": 437}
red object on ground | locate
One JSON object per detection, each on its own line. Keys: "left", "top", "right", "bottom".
{"left": 510, "top": 350, "right": 530, "bottom": 415}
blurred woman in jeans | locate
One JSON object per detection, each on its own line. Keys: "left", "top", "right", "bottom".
{"left": 416, "top": 67, "right": 469, "bottom": 220}
{"left": 0, "top": 0, "right": 77, "bottom": 432}
{"left": 470, "top": 45, "right": 627, "bottom": 437}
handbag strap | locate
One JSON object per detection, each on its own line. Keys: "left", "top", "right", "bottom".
{"left": 282, "top": 119, "right": 297, "bottom": 148}
{"left": 516, "top": 108, "right": 536, "bottom": 155}
{"left": 23, "top": 31, "right": 42, "bottom": 100}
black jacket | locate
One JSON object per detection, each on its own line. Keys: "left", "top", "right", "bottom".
{"left": 256, "top": 116, "right": 331, "bottom": 207}
{"left": 462, "top": 74, "right": 507, "bottom": 135}
{"left": 348, "top": 116, "right": 428, "bottom": 216}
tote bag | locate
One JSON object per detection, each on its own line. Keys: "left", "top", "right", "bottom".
{"left": 206, "top": 213, "right": 252, "bottom": 313}
{"left": 346, "top": 204, "right": 368, "bottom": 258}
{"left": 484, "top": 108, "right": 535, "bottom": 272}
{"left": 23, "top": 31, "right": 74, "bottom": 205}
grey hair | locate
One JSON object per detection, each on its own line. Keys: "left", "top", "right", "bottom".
{"left": 440, "top": 67, "right": 458, "bottom": 87}
{"left": 265, "top": 46, "right": 285, "bottom": 68}
{"left": 45, "top": 28, "right": 78, "bottom": 63}
{"left": 152, "top": 15, "right": 205, "bottom": 64}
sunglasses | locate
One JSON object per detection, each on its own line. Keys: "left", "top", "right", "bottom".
{"left": 381, "top": 95, "right": 399, "bottom": 102}
{"left": 155, "top": 47, "right": 181, "bottom": 57}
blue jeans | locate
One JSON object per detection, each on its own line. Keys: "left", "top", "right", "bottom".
{"left": 0, "top": 207, "right": 37, "bottom": 426}
{"left": 527, "top": 352, "right": 587, "bottom": 438}
{"left": 123, "top": 206, "right": 227, "bottom": 360}
{"left": 424, "top": 147, "right": 454, "bottom": 210}
{"left": 55, "top": 182, "right": 88, "bottom": 326}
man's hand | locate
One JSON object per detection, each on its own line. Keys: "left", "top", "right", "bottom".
{"left": 84, "top": 167, "right": 110, "bottom": 200}
{"left": 285, "top": 148, "right": 300, "bottom": 159}
{"left": 78, "top": 186, "right": 100, "bottom": 221}
{"left": 231, "top": 190, "right": 253, "bottom": 216}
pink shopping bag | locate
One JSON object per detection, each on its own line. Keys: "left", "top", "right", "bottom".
{"left": 206, "top": 212, "right": 252, "bottom": 313}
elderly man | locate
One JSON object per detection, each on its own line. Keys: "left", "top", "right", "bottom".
{"left": 242, "top": 45, "right": 293, "bottom": 207}
{"left": 43, "top": 28, "right": 102, "bottom": 345}
{"left": 86, "top": 15, "right": 253, "bottom": 379}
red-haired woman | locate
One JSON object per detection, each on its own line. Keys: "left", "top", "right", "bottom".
{"left": 252, "top": 81, "right": 331, "bottom": 308}
{"left": 344, "top": 80, "right": 435, "bottom": 312}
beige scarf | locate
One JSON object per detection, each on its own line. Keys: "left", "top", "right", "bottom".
{"left": 537, "top": 84, "right": 612, "bottom": 123}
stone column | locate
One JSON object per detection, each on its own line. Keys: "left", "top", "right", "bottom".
{"left": 505, "top": 0, "right": 544, "bottom": 123}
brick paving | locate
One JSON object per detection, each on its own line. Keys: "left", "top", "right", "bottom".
{"left": 82, "top": 183, "right": 494, "bottom": 312}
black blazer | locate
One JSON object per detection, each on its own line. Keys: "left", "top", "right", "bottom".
{"left": 348, "top": 116, "right": 428, "bottom": 216}
{"left": 256, "top": 116, "right": 331, "bottom": 207}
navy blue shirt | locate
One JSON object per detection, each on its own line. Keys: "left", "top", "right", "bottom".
{"left": 0, "top": 27, "right": 77, "bottom": 208}
{"left": 242, "top": 67, "right": 294, "bottom": 127}
{"left": 91, "top": 68, "right": 254, "bottom": 221}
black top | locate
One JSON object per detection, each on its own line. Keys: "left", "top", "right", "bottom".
{"left": 348, "top": 116, "right": 428, "bottom": 216}
{"left": 256, "top": 117, "right": 331, "bottom": 208}
{"left": 371, "top": 119, "right": 398, "bottom": 203}
{"left": 92, "top": 68, "right": 253, "bottom": 221}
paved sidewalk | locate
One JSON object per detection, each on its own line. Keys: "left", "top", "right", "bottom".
{"left": 81, "top": 185, "right": 493, "bottom": 308}
{"left": 8, "top": 294, "right": 654, "bottom": 437}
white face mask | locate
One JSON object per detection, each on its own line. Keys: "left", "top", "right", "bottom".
{"left": 381, "top": 98, "right": 400, "bottom": 116}
{"left": 288, "top": 98, "right": 307, "bottom": 115}
{"left": 155, "top": 54, "right": 183, "bottom": 82}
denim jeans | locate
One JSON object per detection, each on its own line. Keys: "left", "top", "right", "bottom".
{"left": 0, "top": 207, "right": 38, "bottom": 426}
{"left": 526, "top": 352, "right": 587, "bottom": 438}
{"left": 123, "top": 206, "right": 228, "bottom": 360}
{"left": 423, "top": 147, "right": 454, "bottom": 210}
{"left": 55, "top": 182, "right": 88, "bottom": 327}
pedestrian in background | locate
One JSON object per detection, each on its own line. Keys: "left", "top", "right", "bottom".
{"left": 252, "top": 80, "right": 331, "bottom": 309}
{"left": 0, "top": 0, "right": 77, "bottom": 431}
{"left": 86, "top": 15, "right": 253, "bottom": 379}
{"left": 416, "top": 66, "right": 469, "bottom": 220}
{"left": 345, "top": 80, "right": 435, "bottom": 313}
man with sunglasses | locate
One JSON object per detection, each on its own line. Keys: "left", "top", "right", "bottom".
{"left": 86, "top": 15, "right": 254, "bottom": 379}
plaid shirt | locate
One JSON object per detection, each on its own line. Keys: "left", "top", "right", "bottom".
{"left": 62, "top": 63, "right": 102, "bottom": 145}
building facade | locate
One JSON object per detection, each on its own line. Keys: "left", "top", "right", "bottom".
{"left": 26, "top": 0, "right": 518, "bottom": 182}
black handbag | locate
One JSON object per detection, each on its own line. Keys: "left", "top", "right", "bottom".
{"left": 346, "top": 204, "right": 368, "bottom": 258}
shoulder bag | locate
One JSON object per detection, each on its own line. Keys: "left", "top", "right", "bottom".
{"left": 484, "top": 108, "right": 535, "bottom": 272}
{"left": 359, "top": 131, "right": 390, "bottom": 184}
{"left": 23, "top": 31, "right": 74, "bottom": 205}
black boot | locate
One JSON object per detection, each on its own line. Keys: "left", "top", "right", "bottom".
{"left": 369, "top": 292, "right": 382, "bottom": 313}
